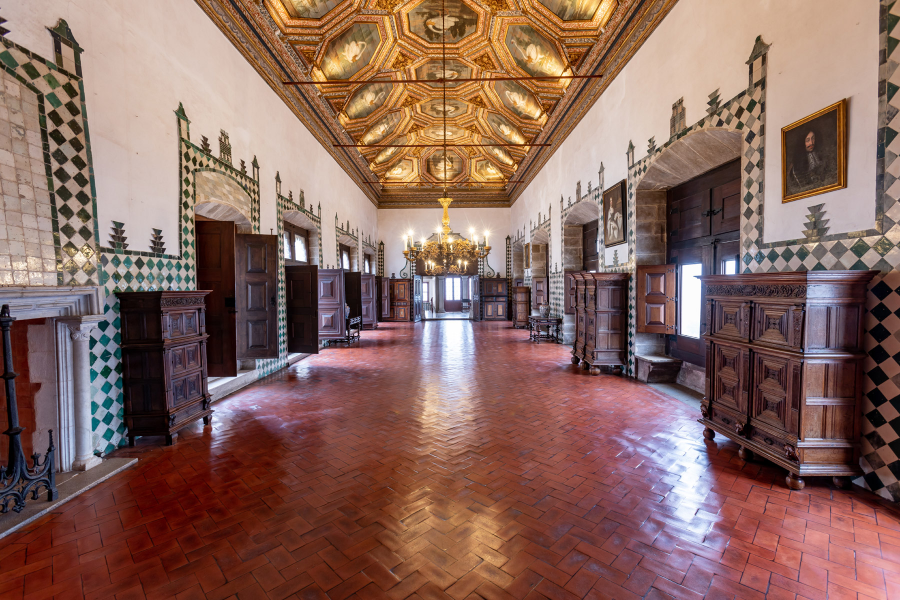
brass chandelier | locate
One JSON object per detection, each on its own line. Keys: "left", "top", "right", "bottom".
{"left": 403, "top": 196, "right": 491, "bottom": 276}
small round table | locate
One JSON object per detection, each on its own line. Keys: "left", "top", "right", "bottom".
{"left": 528, "top": 316, "right": 562, "bottom": 344}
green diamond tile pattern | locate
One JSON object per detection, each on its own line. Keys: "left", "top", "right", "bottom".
{"left": 0, "top": 37, "right": 98, "bottom": 287}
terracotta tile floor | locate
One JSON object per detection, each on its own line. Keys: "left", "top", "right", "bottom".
{"left": 4, "top": 321, "right": 900, "bottom": 600}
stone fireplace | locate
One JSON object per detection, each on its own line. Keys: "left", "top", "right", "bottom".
{"left": 0, "top": 286, "right": 104, "bottom": 472}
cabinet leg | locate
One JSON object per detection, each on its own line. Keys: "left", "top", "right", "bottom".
{"left": 128, "top": 435, "right": 135, "bottom": 447}
{"left": 590, "top": 365, "right": 601, "bottom": 376}
{"left": 702, "top": 428, "right": 715, "bottom": 441}
{"left": 786, "top": 472, "right": 805, "bottom": 490}
{"left": 832, "top": 476, "right": 851, "bottom": 489}
{"left": 165, "top": 433, "right": 176, "bottom": 446}
{"left": 203, "top": 415, "right": 211, "bottom": 426}
{"left": 738, "top": 446, "right": 753, "bottom": 462}
{"left": 580, "top": 360, "right": 590, "bottom": 371}
{"left": 571, "top": 356, "right": 580, "bottom": 365}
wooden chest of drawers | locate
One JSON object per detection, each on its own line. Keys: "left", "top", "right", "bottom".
{"left": 117, "top": 291, "right": 213, "bottom": 446}
{"left": 699, "top": 271, "right": 876, "bottom": 489}
{"left": 481, "top": 278, "right": 508, "bottom": 321}
{"left": 571, "top": 273, "right": 629, "bottom": 375}
{"left": 512, "top": 286, "right": 530, "bottom": 328}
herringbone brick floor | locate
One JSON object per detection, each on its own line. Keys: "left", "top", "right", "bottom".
{"left": 3, "top": 321, "right": 900, "bottom": 599}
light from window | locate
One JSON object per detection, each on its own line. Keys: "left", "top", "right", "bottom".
{"left": 680, "top": 263, "right": 703, "bottom": 339}
{"left": 723, "top": 259, "right": 737, "bottom": 275}
{"left": 294, "top": 235, "right": 307, "bottom": 263}
{"left": 283, "top": 232, "right": 292, "bottom": 260}
{"left": 445, "top": 277, "right": 461, "bottom": 301}
{"left": 364, "top": 256, "right": 371, "bottom": 273}
{"left": 341, "top": 250, "right": 350, "bottom": 270}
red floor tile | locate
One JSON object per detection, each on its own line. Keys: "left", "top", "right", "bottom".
{"left": 2, "top": 321, "right": 900, "bottom": 599}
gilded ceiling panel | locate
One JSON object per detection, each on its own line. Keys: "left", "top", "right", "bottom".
{"left": 194, "top": 0, "right": 676, "bottom": 206}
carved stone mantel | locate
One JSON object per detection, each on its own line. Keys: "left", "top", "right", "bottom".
{"left": 0, "top": 286, "right": 104, "bottom": 472}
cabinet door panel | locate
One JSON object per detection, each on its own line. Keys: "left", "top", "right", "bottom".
{"left": 711, "top": 300, "right": 749, "bottom": 341}
{"left": 712, "top": 343, "right": 747, "bottom": 414}
{"left": 750, "top": 352, "right": 801, "bottom": 435}
{"left": 752, "top": 303, "right": 805, "bottom": 349}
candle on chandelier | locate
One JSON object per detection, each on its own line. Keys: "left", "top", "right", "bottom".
{"left": 484, "top": 231, "right": 490, "bottom": 246}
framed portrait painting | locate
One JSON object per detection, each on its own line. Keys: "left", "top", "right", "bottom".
{"left": 603, "top": 180, "right": 627, "bottom": 247}
{"left": 782, "top": 99, "right": 847, "bottom": 203}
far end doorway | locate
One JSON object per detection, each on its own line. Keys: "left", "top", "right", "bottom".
{"left": 423, "top": 275, "right": 476, "bottom": 320}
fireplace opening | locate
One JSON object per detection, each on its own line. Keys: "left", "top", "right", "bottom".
{"left": 0, "top": 318, "right": 58, "bottom": 466}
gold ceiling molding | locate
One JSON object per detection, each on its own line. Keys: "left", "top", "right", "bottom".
{"left": 196, "top": 0, "right": 673, "bottom": 207}
{"left": 479, "top": 0, "right": 510, "bottom": 13}
{"left": 390, "top": 52, "right": 416, "bottom": 70}
{"left": 373, "top": 0, "right": 406, "bottom": 11}
{"left": 472, "top": 53, "right": 498, "bottom": 72}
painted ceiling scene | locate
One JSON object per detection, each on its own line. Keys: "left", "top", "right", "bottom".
{"left": 198, "top": 0, "right": 673, "bottom": 206}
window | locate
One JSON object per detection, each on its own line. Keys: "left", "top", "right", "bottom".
{"left": 364, "top": 254, "right": 371, "bottom": 274}
{"left": 679, "top": 263, "right": 703, "bottom": 339}
{"left": 722, "top": 259, "right": 737, "bottom": 275}
{"left": 445, "top": 277, "right": 461, "bottom": 301}
{"left": 283, "top": 224, "right": 310, "bottom": 264}
{"left": 340, "top": 244, "right": 351, "bottom": 270}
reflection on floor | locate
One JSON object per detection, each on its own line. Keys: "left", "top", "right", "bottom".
{"left": 7, "top": 321, "right": 899, "bottom": 599}
{"left": 424, "top": 310, "right": 470, "bottom": 320}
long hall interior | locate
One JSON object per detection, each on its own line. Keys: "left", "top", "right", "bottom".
{"left": 0, "top": 1, "right": 897, "bottom": 599}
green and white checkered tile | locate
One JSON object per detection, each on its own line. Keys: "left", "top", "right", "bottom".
{"left": 0, "top": 37, "right": 99, "bottom": 286}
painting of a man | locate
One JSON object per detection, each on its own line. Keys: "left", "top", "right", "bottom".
{"left": 603, "top": 181, "right": 626, "bottom": 247}
{"left": 782, "top": 100, "right": 846, "bottom": 202}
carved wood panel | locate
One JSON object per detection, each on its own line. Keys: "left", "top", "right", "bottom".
{"left": 712, "top": 343, "right": 747, "bottom": 414}
{"left": 711, "top": 300, "right": 749, "bottom": 341}
{"left": 751, "top": 303, "right": 805, "bottom": 349}
{"left": 750, "top": 352, "right": 800, "bottom": 435}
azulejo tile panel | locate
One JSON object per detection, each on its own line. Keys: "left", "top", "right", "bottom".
{"left": 90, "top": 105, "right": 267, "bottom": 454}
{"left": 0, "top": 30, "right": 98, "bottom": 288}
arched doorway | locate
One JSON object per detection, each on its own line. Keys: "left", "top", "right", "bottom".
{"left": 283, "top": 210, "right": 320, "bottom": 266}
{"left": 529, "top": 228, "right": 550, "bottom": 313}
{"left": 633, "top": 128, "right": 742, "bottom": 388}
{"left": 561, "top": 200, "right": 601, "bottom": 343}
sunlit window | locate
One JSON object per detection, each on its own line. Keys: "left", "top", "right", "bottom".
{"left": 295, "top": 235, "right": 307, "bottom": 263}
{"left": 283, "top": 232, "right": 291, "bottom": 260}
{"left": 364, "top": 255, "right": 371, "bottom": 273}
{"left": 341, "top": 250, "right": 350, "bottom": 270}
{"left": 680, "top": 263, "right": 703, "bottom": 339}
{"left": 445, "top": 277, "right": 461, "bottom": 301}
{"left": 723, "top": 259, "right": 737, "bottom": 275}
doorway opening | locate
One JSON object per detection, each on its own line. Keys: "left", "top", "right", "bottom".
{"left": 561, "top": 201, "right": 601, "bottom": 343}
{"left": 423, "top": 275, "right": 474, "bottom": 320}
{"left": 634, "top": 129, "right": 743, "bottom": 392}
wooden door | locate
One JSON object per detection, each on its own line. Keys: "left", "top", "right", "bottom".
{"left": 565, "top": 272, "right": 577, "bottom": 314}
{"left": 711, "top": 179, "right": 741, "bottom": 235}
{"left": 318, "top": 269, "right": 346, "bottom": 339}
{"left": 378, "top": 277, "right": 391, "bottom": 320}
{"left": 196, "top": 220, "right": 237, "bottom": 377}
{"left": 413, "top": 276, "right": 423, "bottom": 321}
{"left": 344, "top": 272, "right": 362, "bottom": 322}
{"left": 532, "top": 277, "right": 548, "bottom": 309}
{"left": 235, "top": 234, "right": 278, "bottom": 359}
{"left": 285, "top": 265, "right": 319, "bottom": 354}
{"left": 470, "top": 275, "right": 480, "bottom": 321}
{"left": 750, "top": 352, "right": 801, "bottom": 436}
{"left": 583, "top": 220, "right": 599, "bottom": 271}
{"left": 360, "top": 274, "right": 377, "bottom": 328}
{"left": 636, "top": 265, "right": 676, "bottom": 334}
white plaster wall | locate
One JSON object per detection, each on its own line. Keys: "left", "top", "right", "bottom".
{"left": 511, "top": 0, "right": 878, "bottom": 266}
{"left": 378, "top": 207, "right": 509, "bottom": 277}
{"left": 5, "top": 0, "right": 377, "bottom": 265}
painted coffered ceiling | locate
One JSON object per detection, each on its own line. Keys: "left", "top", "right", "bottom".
{"left": 195, "top": 0, "right": 676, "bottom": 207}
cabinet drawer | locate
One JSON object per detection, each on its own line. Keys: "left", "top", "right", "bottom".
{"left": 171, "top": 399, "right": 206, "bottom": 427}
{"left": 171, "top": 371, "right": 204, "bottom": 408}
{"left": 710, "top": 403, "right": 746, "bottom": 438}
{"left": 751, "top": 303, "right": 805, "bottom": 349}
{"left": 169, "top": 342, "right": 202, "bottom": 376}
{"left": 710, "top": 300, "right": 749, "bottom": 341}
{"left": 167, "top": 310, "right": 200, "bottom": 339}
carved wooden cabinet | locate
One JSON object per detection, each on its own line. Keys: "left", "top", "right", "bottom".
{"left": 699, "top": 271, "right": 876, "bottom": 490}
{"left": 387, "top": 278, "right": 411, "bottom": 321}
{"left": 571, "top": 273, "right": 629, "bottom": 375}
{"left": 481, "top": 278, "right": 508, "bottom": 320}
{"left": 117, "top": 291, "right": 213, "bottom": 446}
{"left": 512, "top": 286, "right": 530, "bottom": 328}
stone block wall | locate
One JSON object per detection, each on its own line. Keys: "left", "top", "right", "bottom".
{"left": 531, "top": 244, "right": 547, "bottom": 277}
{"left": 634, "top": 190, "right": 666, "bottom": 266}
{"left": 563, "top": 226, "right": 583, "bottom": 271}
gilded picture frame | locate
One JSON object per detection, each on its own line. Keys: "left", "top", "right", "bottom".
{"left": 602, "top": 179, "right": 627, "bottom": 247}
{"left": 781, "top": 99, "right": 847, "bottom": 203}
